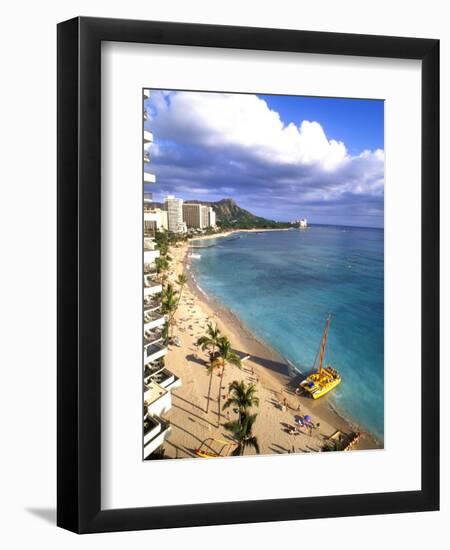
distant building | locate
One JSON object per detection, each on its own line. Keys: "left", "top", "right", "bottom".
{"left": 144, "top": 209, "right": 168, "bottom": 235}
{"left": 291, "top": 218, "right": 308, "bottom": 228}
{"left": 143, "top": 191, "right": 153, "bottom": 210}
{"left": 200, "top": 205, "right": 209, "bottom": 228}
{"left": 164, "top": 195, "right": 186, "bottom": 233}
{"left": 183, "top": 203, "right": 210, "bottom": 229}
{"left": 183, "top": 203, "right": 202, "bottom": 228}
{"left": 208, "top": 207, "right": 216, "bottom": 228}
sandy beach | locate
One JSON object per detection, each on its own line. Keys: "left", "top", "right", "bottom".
{"left": 189, "top": 227, "right": 292, "bottom": 244}
{"left": 162, "top": 240, "right": 382, "bottom": 459}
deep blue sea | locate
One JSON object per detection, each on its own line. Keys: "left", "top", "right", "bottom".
{"left": 190, "top": 226, "right": 384, "bottom": 441}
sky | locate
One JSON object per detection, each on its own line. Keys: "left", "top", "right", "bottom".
{"left": 144, "top": 90, "right": 384, "bottom": 228}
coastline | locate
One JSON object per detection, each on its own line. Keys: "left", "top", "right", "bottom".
{"left": 187, "top": 257, "right": 382, "bottom": 450}
{"left": 163, "top": 242, "right": 382, "bottom": 457}
{"left": 189, "top": 227, "right": 292, "bottom": 243}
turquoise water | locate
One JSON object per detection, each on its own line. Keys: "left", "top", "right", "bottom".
{"left": 190, "top": 227, "right": 384, "bottom": 441}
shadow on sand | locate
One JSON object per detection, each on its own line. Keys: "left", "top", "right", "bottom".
{"left": 186, "top": 353, "right": 207, "bottom": 368}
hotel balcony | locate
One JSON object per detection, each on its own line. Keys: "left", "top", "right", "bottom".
{"left": 144, "top": 171, "right": 156, "bottom": 184}
{"left": 144, "top": 130, "right": 153, "bottom": 144}
{"left": 144, "top": 276, "right": 162, "bottom": 297}
{"left": 144, "top": 341, "right": 167, "bottom": 365}
{"left": 154, "top": 368, "right": 181, "bottom": 391}
{"left": 144, "top": 238, "right": 156, "bottom": 251}
{"left": 144, "top": 150, "right": 150, "bottom": 163}
{"left": 144, "top": 295, "right": 161, "bottom": 313}
{"left": 144, "top": 381, "right": 173, "bottom": 417}
{"left": 144, "top": 89, "right": 150, "bottom": 99}
{"left": 144, "top": 249, "right": 159, "bottom": 265}
{"left": 143, "top": 415, "right": 171, "bottom": 458}
{"left": 144, "top": 309, "right": 167, "bottom": 331}
{"left": 144, "top": 263, "right": 157, "bottom": 275}
{"left": 144, "top": 327, "right": 163, "bottom": 346}
{"left": 144, "top": 358, "right": 165, "bottom": 383}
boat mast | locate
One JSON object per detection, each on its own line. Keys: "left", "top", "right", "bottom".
{"left": 318, "top": 315, "right": 331, "bottom": 373}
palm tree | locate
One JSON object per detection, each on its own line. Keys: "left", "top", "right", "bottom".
{"left": 216, "top": 337, "right": 241, "bottom": 425}
{"left": 161, "top": 320, "right": 169, "bottom": 346}
{"left": 196, "top": 322, "right": 222, "bottom": 363}
{"left": 160, "top": 283, "right": 178, "bottom": 338}
{"left": 155, "top": 256, "right": 169, "bottom": 279}
{"left": 223, "top": 380, "right": 259, "bottom": 423}
{"left": 196, "top": 323, "right": 222, "bottom": 413}
{"left": 224, "top": 413, "right": 260, "bottom": 456}
{"left": 175, "top": 273, "right": 187, "bottom": 308}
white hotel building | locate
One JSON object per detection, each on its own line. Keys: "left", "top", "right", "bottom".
{"left": 143, "top": 89, "right": 181, "bottom": 459}
{"left": 164, "top": 195, "right": 187, "bottom": 234}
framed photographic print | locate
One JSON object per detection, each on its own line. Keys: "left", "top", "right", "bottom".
{"left": 57, "top": 17, "right": 439, "bottom": 533}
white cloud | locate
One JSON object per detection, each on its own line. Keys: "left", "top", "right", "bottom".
{"left": 151, "top": 91, "right": 349, "bottom": 171}
{"left": 147, "top": 90, "right": 384, "bottom": 223}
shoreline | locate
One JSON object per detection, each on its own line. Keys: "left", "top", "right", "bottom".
{"left": 189, "top": 227, "right": 292, "bottom": 243}
{"left": 162, "top": 242, "right": 382, "bottom": 456}
{"left": 186, "top": 257, "right": 382, "bottom": 450}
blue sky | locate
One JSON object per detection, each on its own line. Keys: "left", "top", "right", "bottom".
{"left": 144, "top": 91, "right": 384, "bottom": 227}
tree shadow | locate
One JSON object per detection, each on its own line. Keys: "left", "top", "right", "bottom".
{"left": 268, "top": 447, "right": 284, "bottom": 454}
{"left": 172, "top": 402, "right": 216, "bottom": 428}
{"left": 271, "top": 443, "right": 288, "bottom": 453}
{"left": 186, "top": 353, "right": 207, "bottom": 367}
{"left": 165, "top": 440, "right": 196, "bottom": 458}
{"left": 172, "top": 392, "right": 204, "bottom": 413}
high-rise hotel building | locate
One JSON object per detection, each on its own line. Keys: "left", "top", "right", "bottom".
{"left": 164, "top": 195, "right": 187, "bottom": 233}
{"left": 208, "top": 207, "right": 216, "bottom": 228}
{"left": 143, "top": 90, "right": 181, "bottom": 459}
{"left": 183, "top": 203, "right": 217, "bottom": 229}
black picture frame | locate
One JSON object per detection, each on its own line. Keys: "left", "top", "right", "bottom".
{"left": 57, "top": 16, "right": 439, "bottom": 533}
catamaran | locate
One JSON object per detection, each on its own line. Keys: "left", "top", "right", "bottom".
{"left": 300, "top": 315, "right": 341, "bottom": 399}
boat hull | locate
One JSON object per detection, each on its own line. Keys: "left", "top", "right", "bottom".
{"left": 309, "top": 377, "right": 341, "bottom": 399}
{"left": 300, "top": 366, "right": 341, "bottom": 399}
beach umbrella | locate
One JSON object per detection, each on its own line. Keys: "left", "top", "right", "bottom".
{"left": 304, "top": 415, "right": 312, "bottom": 423}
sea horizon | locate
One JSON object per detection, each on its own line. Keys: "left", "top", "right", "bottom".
{"left": 190, "top": 226, "right": 385, "bottom": 441}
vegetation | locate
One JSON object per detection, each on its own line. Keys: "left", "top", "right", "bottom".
{"left": 196, "top": 322, "right": 222, "bottom": 365}
{"left": 160, "top": 283, "right": 179, "bottom": 337}
{"left": 155, "top": 255, "right": 170, "bottom": 277}
{"left": 212, "top": 198, "right": 290, "bottom": 230}
{"left": 224, "top": 413, "right": 260, "bottom": 456}
{"left": 175, "top": 273, "right": 187, "bottom": 307}
{"left": 157, "top": 229, "right": 188, "bottom": 247}
{"left": 215, "top": 337, "right": 242, "bottom": 425}
{"left": 150, "top": 199, "right": 290, "bottom": 231}
{"left": 223, "top": 380, "right": 259, "bottom": 423}
{"left": 196, "top": 323, "right": 223, "bottom": 413}
{"left": 161, "top": 320, "right": 170, "bottom": 346}
{"left": 196, "top": 325, "right": 242, "bottom": 423}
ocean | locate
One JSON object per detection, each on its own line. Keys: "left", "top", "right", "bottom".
{"left": 190, "top": 226, "right": 384, "bottom": 441}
